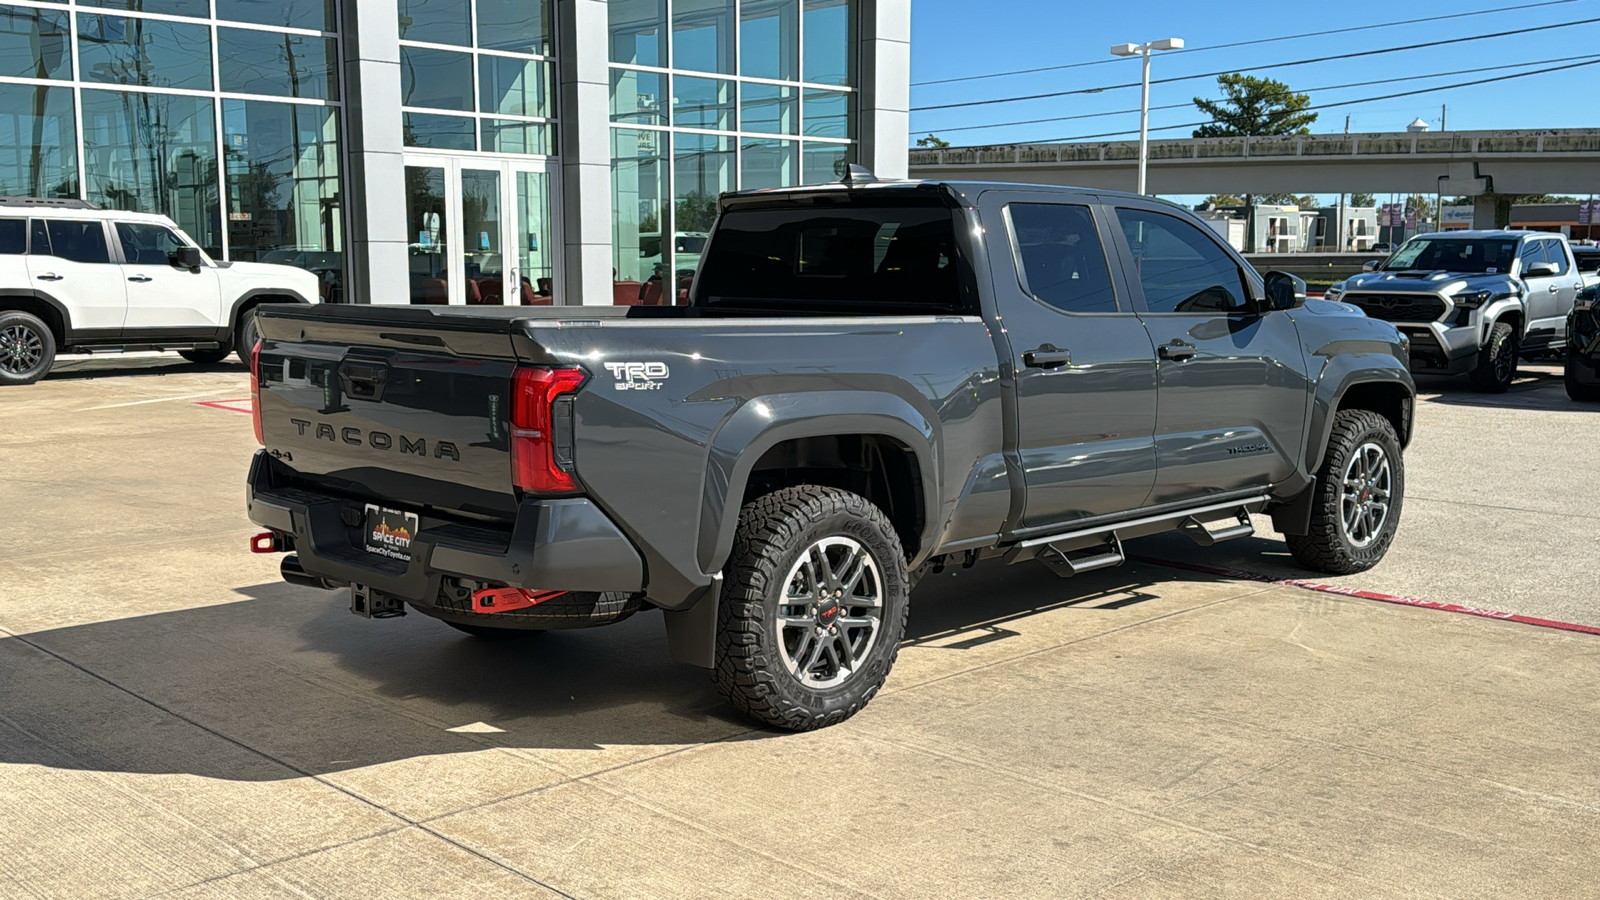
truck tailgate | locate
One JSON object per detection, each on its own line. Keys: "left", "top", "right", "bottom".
{"left": 254, "top": 305, "right": 527, "bottom": 519}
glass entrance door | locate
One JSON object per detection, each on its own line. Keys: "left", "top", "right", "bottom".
{"left": 404, "top": 156, "right": 558, "bottom": 305}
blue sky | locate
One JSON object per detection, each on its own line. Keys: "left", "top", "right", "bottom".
{"left": 908, "top": 0, "right": 1600, "bottom": 149}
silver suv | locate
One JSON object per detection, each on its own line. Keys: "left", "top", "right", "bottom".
{"left": 1326, "top": 231, "right": 1585, "bottom": 392}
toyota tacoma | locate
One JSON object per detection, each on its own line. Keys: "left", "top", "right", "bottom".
{"left": 245, "top": 178, "right": 1416, "bottom": 730}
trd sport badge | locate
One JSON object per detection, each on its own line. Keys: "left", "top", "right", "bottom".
{"left": 604, "top": 361, "right": 670, "bottom": 391}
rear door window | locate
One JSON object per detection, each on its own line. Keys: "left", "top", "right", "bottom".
{"left": 43, "top": 220, "right": 111, "bottom": 264}
{"left": 694, "top": 200, "right": 970, "bottom": 314}
{"left": 1008, "top": 203, "right": 1120, "bottom": 314}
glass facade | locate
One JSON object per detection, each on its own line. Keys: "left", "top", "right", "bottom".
{"left": 398, "top": 0, "right": 555, "bottom": 156}
{"left": 608, "top": 0, "right": 856, "bottom": 301}
{"left": 0, "top": 0, "right": 343, "bottom": 294}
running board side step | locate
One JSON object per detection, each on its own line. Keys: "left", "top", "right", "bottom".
{"left": 1037, "top": 534, "right": 1125, "bottom": 578}
{"left": 1179, "top": 509, "right": 1255, "bottom": 546}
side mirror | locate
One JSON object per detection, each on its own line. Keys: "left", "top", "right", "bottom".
{"left": 1264, "top": 270, "right": 1307, "bottom": 310}
{"left": 171, "top": 246, "right": 203, "bottom": 271}
{"left": 1524, "top": 261, "right": 1558, "bottom": 278}
{"left": 1362, "top": 260, "right": 1381, "bottom": 272}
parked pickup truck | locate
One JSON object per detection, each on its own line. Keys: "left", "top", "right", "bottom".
{"left": 247, "top": 178, "right": 1416, "bottom": 731}
{"left": 1326, "top": 230, "right": 1586, "bottom": 393}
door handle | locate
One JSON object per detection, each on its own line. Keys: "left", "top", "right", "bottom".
{"left": 1022, "top": 346, "right": 1072, "bottom": 369}
{"left": 1549, "top": 284, "right": 1560, "bottom": 293}
{"left": 1159, "top": 339, "right": 1197, "bottom": 361}
{"left": 128, "top": 274, "right": 153, "bottom": 283}
{"left": 35, "top": 273, "right": 62, "bottom": 281}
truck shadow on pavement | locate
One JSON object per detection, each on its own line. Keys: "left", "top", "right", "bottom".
{"left": 0, "top": 559, "right": 1226, "bottom": 782}
{"left": 1417, "top": 366, "right": 1598, "bottom": 412}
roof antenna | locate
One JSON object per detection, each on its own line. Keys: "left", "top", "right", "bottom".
{"left": 839, "top": 163, "right": 878, "bottom": 184}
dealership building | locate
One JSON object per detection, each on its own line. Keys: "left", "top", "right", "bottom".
{"left": 0, "top": 0, "right": 909, "bottom": 305}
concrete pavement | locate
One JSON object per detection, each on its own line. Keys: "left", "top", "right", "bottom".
{"left": 2, "top": 357, "right": 1598, "bottom": 898}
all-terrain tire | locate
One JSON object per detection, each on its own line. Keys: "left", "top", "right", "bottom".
{"left": 234, "top": 309, "right": 260, "bottom": 366}
{"left": 1469, "top": 321, "right": 1519, "bottom": 393}
{"left": 0, "top": 310, "right": 56, "bottom": 386}
{"left": 180, "top": 348, "right": 231, "bottom": 365}
{"left": 714, "top": 485, "right": 909, "bottom": 732}
{"left": 1566, "top": 354, "right": 1600, "bottom": 402}
{"left": 1286, "top": 409, "right": 1405, "bottom": 575}
{"left": 444, "top": 622, "right": 545, "bottom": 641}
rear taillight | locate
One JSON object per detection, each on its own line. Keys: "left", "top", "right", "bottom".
{"left": 250, "top": 339, "right": 263, "bottom": 444}
{"left": 511, "top": 366, "right": 587, "bottom": 493}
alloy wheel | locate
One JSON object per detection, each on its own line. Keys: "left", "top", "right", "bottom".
{"left": 775, "top": 536, "right": 884, "bottom": 689}
{"left": 0, "top": 323, "right": 44, "bottom": 375}
{"left": 1340, "top": 442, "right": 1392, "bottom": 549}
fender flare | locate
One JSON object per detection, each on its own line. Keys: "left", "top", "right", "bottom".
{"left": 0, "top": 288, "right": 73, "bottom": 341}
{"left": 1304, "top": 357, "right": 1415, "bottom": 474}
{"left": 696, "top": 391, "right": 940, "bottom": 577}
{"left": 228, "top": 288, "right": 311, "bottom": 335}
{"left": 1480, "top": 296, "right": 1526, "bottom": 340}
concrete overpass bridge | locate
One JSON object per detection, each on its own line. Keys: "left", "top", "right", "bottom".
{"left": 908, "top": 129, "right": 1600, "bottom": 228}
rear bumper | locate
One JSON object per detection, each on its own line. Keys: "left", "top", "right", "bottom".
{"left": 246, "top": 451, "right": 645, "bottom": 604}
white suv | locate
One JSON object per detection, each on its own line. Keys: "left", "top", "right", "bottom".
{"left": 0, "top": 198, "right": 321, "bottom": 386}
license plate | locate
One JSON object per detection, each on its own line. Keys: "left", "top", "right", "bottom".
{"left": 363, "top": 504, "right": 418, "bottom": 561}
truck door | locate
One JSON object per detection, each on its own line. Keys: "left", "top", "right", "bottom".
{"left": 978, "top": 191, "right": 1159, "bottom": 528}
{"left": 1106, "top": 201, "right": 1308, "bottom": 506}
{"left": 1521, "top": 239, "right": 1577, "bottom": 348}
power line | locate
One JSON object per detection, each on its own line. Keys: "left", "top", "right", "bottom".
{"left": 912, "top": 0, "right": 1590, "bottom": 86}
{"left": 1012, "top": 56, "right": 1600, "bottom": 145}
{"left": 926, "top": 53, "right": 1600, "bottom": 134}
{"left": 913, "top": 15, "right": 1600, "bottom": 111}
{"left": 908, "top": 0, "right": 1593, "bottom": 86}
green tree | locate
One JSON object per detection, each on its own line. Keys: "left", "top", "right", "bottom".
{"left": 1201, "top": 193, "right": 1243, "bottom": 208}
{"left": 674, "top": 191, "right": 719, "bottom": 232}
{"left": 1192, "top": 74, "right": 1318, "bottom": 137}
{"left": 1349, "top": 192, "right": 1376, "bottom": 207}
{"left": 916, "top": 134, "right": 950, "bottom": 148}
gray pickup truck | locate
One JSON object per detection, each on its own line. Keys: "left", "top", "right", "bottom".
{"left": 1327, "top": 230, "right": 1585, "bottom": 392}
{"left": 246, "top": 179, "right": 1415, "bottom": 730}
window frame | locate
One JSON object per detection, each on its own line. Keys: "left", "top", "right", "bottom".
{"left": 1108, "top": 201, "right": 1263, "bottom": 317}
{"left": 1002, "top": 200, "right": 1128, "bottom": 317}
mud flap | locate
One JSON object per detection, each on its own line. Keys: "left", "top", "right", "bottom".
{"left": 663, "top": 574, "right": 722, "bottom": 668}
{"left": 1269, "top": 479, "right": 1317, "bottom": 537}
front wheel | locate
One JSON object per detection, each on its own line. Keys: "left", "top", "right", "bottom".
{"left": 1286, "top": 409, "right": 1405, "bottom": 575}
{"left": 714, "top": 485, "right": 909, "bottom": 731}
{"left": 1469, "top": 321, "right": 1519, "bottom": 393}
{"left": 0, "top": 310, "right": 56, "bottom": 386}
{"left": 234, "top": 309, "right": 260, "bottom": 366}
{"left": 1566, "top": 354, "right": 1600, "bottom": 402}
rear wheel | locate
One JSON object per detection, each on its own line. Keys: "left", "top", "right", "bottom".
{"left": 0, "top": 311, "right": 56, "bottom": 386}
{"left": 1567, "top": 353, "right": 1600, "bottom": 402}
{"left": 179, "top": 348, "right": 230, "bottom": 365}
{"left": 1286, "top": 409, "right": 1405, "bottom": 575}
{"left": 714, "top": 485, "right": 909, "bottom": 732}
{"left": 234, "top": 309, "right": 260, "bottom": 366}
{"left": 1469, "top": 321, "right": 1518, "bottom": 393}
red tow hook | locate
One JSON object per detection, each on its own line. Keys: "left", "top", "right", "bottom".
{"left": 250, "top": 531, "right": 289, "bottom": 553}
{"left": 471, "top": 587, "right": 568, "bottom": 613}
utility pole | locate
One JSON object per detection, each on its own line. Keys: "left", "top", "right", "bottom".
{"left": 1441, "top": 104, "right": 1447, "bottom": 132}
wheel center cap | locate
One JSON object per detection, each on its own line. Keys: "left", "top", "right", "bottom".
{"left": 817, "top": 601, "right": 841, "bottom": 626}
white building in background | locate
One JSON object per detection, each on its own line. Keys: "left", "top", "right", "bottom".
{"left": 0, "top": 0, "right": 910, "bottom": 306}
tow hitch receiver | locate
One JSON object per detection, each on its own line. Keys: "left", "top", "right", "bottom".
{"left": 250, "top": 531, "right": 292, "bottom": 553}
{"left": 350, "top": 583, "right": 406, "bottom": 618}
{"left": 471, "top": 587, "right": 568, "bottom": 613}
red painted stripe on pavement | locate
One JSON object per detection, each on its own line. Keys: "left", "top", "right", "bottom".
{"left": 195, "top": 398, "right": 253, "bottom": 414}
{"left": 1132, "top": 555, "right": 1600, "bottom": 637}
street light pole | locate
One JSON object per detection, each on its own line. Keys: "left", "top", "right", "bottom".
{"left": 1111, "top": 38, "right": 1184, "bottom": 196}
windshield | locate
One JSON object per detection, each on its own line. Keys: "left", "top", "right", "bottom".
{"left": 1383, "top": 237, "right": 1517, "bottom": 274}
{"left": 675, "top": 234, "right": 707, "bottom": 254}
{"left": 1574, "top": 250, "right": 1600, "bottom": 274}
